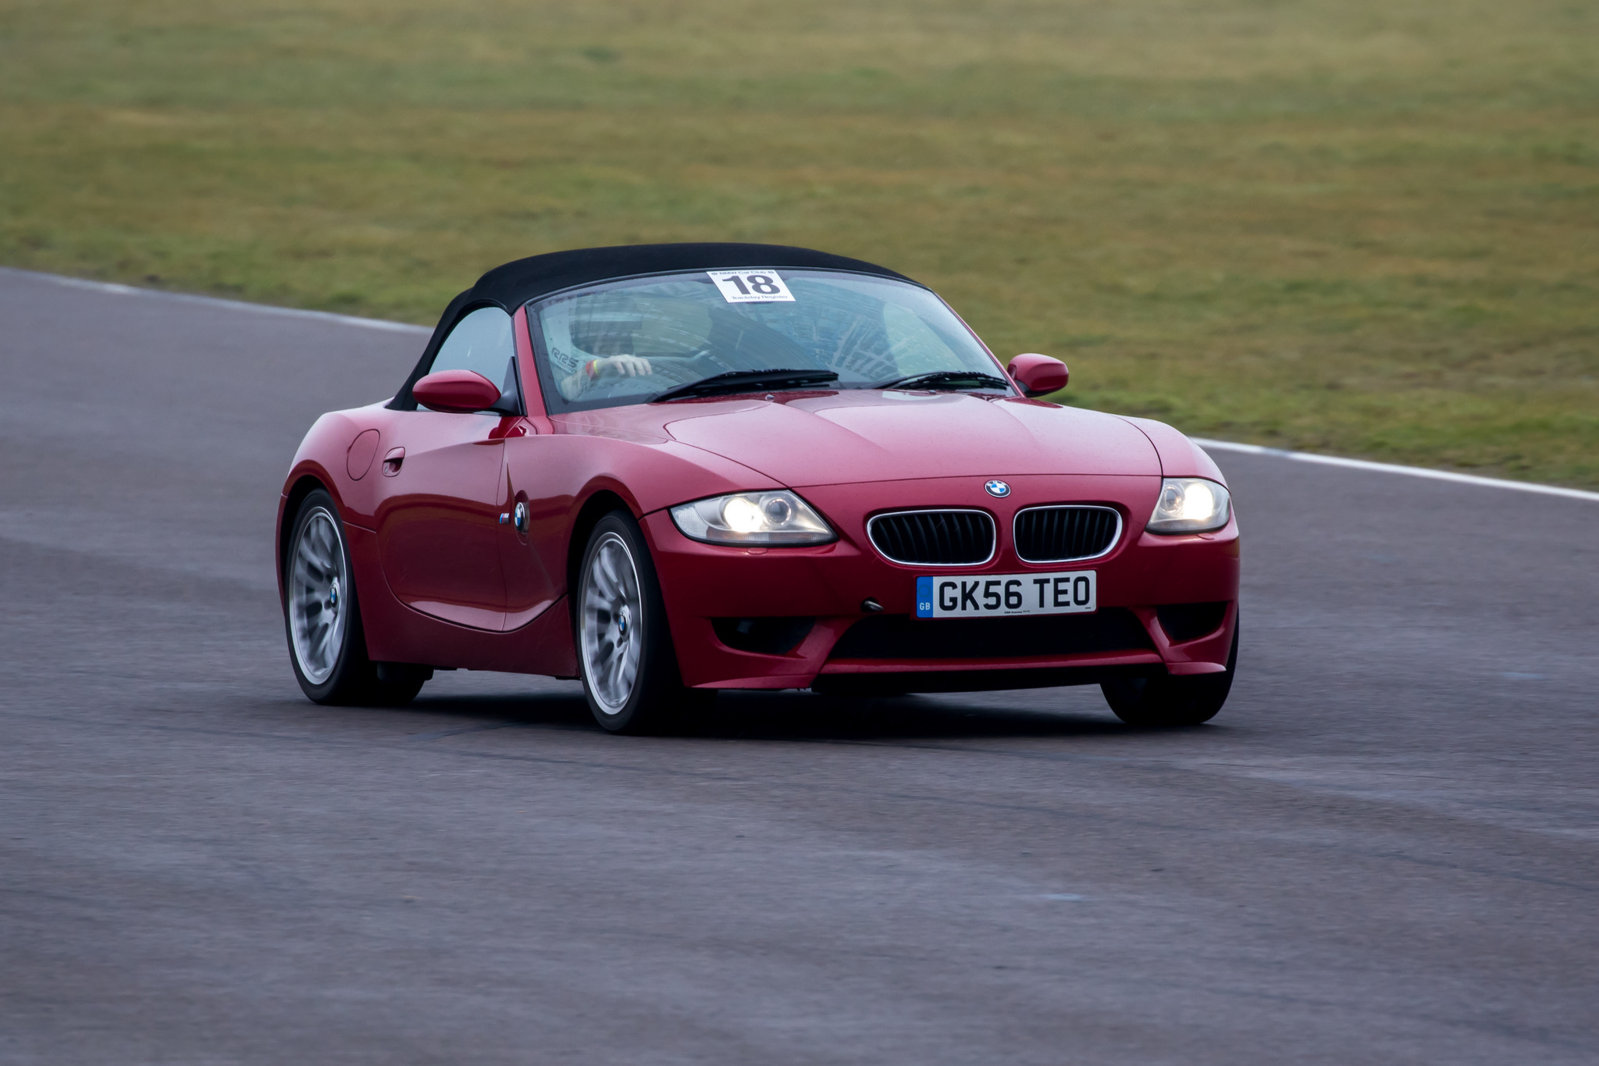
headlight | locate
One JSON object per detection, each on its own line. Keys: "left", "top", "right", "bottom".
{"left": 669, "top": 491, "right": 836, "bottom": 546}
{"left": 1146, "top": 478, "right": 1231, "bottom": 534}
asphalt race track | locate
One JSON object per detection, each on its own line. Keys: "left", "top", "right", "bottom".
{"left": 3, "top": 267, "right": 1596, "bottom": 1065}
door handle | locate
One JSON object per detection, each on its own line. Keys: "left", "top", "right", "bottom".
{"left": 381, "top": 447, "right": 405, "bottom": 475}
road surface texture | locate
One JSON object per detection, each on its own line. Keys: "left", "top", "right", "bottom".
{"left": 2, "top": 267, "right": 1595, "bottom": 1065}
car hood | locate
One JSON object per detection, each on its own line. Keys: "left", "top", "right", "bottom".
{"left": 557, "top": 390, "right": 1162, "bottom": 486}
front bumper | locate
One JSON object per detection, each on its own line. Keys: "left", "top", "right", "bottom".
{"left": 643, "top": 474, "right": 1239, "bottom": 691}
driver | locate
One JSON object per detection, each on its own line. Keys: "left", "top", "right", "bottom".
{"left": 554, "top": 353, "right": 653, "bottom": 400}
{"left": 545, "top": 306, "right": 654, "bottom": 400}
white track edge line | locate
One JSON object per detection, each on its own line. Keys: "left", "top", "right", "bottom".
{"left": 8, "top": 266, "right": 1594, "bottom": 503}
{"left": 1, "top": 266, "right": 429, "bottom": 334}
{"left": 1193, "top": 439, "right": 1599, "bottom": 503}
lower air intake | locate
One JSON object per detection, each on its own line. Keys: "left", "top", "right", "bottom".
{"left": 830, "top": 609, "right": 1152, "bottom": 661}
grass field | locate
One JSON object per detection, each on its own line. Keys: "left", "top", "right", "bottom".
{"left": 2, "top": 0, "right": 1595, "bottom": 486}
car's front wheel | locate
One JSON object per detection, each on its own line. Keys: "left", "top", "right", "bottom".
{"left": 575, "top": 511, "right": 704, "bottom": 733}
{"left": 1100, "top": 620, "right": 1238, "bottom": 727}
{"left": 284, "top": 489, "right": 425, "bottom": 707}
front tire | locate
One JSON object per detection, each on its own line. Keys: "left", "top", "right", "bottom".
{"left": 1101, "top": 619, "right": 1238, "bottom": 727}
{"left": 284, "top": 489, "right": 424, "bottom": 707}
{"left": 575, "top": 511, "right": 703, "bottom": 733}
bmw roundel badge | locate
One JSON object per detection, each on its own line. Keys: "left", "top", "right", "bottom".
{"left": 984, "top": 479, "right": 1011, "bottom": 498}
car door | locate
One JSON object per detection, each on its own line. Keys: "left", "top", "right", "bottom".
{"left": 374, "top": 306, "right": 520, "bottom": 631}
{"left": 497, "top": 307, "right": 562, "bottom": 631}
{"left": 496, "top": 435, "right": 563, "bottom": 631}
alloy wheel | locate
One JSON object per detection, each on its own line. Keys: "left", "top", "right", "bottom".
{"left": 580, "top": 531, "right": 644, "bottom": 715}
{"left": 288, "top": 506, "right": 348, "bottom": 685}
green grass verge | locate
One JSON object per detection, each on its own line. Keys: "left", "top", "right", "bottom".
{"left": 2, "top": 0, "right": 1595, "bottom": 485}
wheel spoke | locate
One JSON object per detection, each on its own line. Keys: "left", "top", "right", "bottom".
{"left": 599, "top": 547, "right": 624, "bottom": 596}
{"left": 305, "top": 526, "right": 328, "bottom": 569}
{"left": 596, "top": 553, "right": 622, "bottom": 600}
{"left": 608, "top": 646, "right": 627, "bottom": 694}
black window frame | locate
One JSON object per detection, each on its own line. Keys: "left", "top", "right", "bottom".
{"left": 390, "top": 301, "right": 524, "bottom": 416}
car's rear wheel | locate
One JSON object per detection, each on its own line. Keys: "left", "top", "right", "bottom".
{"left": 285, "top": 489, "right": 425, "bottom": 707}
{"left": 1101, "top": 619, "right": 1238, "bottom": 727}
{"left": 576, "top": 511, "right": 704, "bottom": 733}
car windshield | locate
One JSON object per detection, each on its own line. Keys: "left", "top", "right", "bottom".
{"left": 527, "top": 268, "right": 1007, "bottom": 411}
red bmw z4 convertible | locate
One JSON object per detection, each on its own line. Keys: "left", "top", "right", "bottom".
{"left": 277, "top": 243, "right": 1240, "bottom": 732}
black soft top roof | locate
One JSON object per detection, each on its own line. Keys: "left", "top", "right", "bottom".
{"left": 393, "top": 243, "right": 918, "bottom": 409}
{"left": 468, "top": 242, "right": 915, "bottom": 308}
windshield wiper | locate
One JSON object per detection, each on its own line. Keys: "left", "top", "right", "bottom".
{"left": 872, "top": 370, "right": 1013, "bottom": 392}
{"left": 653, "top": 368, "right": 839, "bottom": 402}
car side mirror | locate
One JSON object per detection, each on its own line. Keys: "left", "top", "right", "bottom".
{"left": 1006, "top": 353, "right": 1068, "bottom": 398}
{"left": 412, "top": 369, "right": 503, "bottom": 413}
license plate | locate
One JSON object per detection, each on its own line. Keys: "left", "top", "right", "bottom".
{"left": 915, "top": 571, "right": 1097, "bottom": 619}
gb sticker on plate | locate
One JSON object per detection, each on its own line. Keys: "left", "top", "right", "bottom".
{"left": 707, "top": 269, "right": 796, "bottom": 304}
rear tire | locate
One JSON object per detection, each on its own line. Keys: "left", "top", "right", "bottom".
{"left": 1101, "top": 619, "right": 1238, "bottom": 727}
{"left": 575, "top": 511, "right": 707, "bottom": 734}
{"left": 284, "top": 489, "right": 425, "bottom": 707}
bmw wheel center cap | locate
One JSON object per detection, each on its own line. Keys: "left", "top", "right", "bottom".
{"left": 985, "top": 479, "right": 1011, "bottom": 498}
